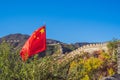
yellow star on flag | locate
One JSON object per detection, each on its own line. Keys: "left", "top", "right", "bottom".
{"left": 40, "top": 28, "right": 45, "bottom": 34}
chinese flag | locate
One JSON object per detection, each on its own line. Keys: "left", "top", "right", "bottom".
{"left": 20, "top": 26, "right": 46, "bottom": 61}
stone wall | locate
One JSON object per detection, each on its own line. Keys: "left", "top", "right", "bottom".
{"left": 3, "top": 40, "right": 20, "bottom": 42}
{"left": 69, "top": 43, "right": 108, "bottom": 56}
{"left": 58, "top": 43, "right": 108, "bottom": 63}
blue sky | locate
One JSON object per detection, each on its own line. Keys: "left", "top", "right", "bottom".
{"left": 0, "top": 0, "right": 120, "bottom": 43}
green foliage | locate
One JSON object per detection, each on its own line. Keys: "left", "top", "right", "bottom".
{"left": 0, "top": 41, "right": 118, "bottom": 80}
{"left": 62, "top": 44, "right": 76, "bottom": 53}
{"left": 46, "top": 44, "right": 62, "bottom": 56}
{"left": 107, "top": 39, "right": 119, "bottom": 55}
{"left": 107, "top": 39, "right": 119, "bottom": 63}
{"left": 0, "top": 42, "right": 69, "bottom": 80}
{"left": 68, "top": 57, "right": 104, "bottom": 80}
{"left": 107, "top": 68, "right": 115, "bottom": 76}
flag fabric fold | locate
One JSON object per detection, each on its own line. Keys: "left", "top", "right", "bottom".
{"left": 20, "top": 26, "right": 46, "bottom": 61}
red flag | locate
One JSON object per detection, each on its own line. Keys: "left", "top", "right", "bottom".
{"left": 20, "top": 26, "right": 46, "bottom": 61}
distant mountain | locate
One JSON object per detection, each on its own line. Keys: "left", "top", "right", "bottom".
{"left": 0, "top": 33, "right": 29, "bottom": 49}
{"left": 0, "top": 33, "right": 63, "bottom": 48}
{"left": 0, "top": 33, "right": 98, "bottom": 54}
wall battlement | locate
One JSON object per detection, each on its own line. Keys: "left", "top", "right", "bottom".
{"left": 59, "top": 43, "right": 108, "bottom": 62}
{"left": 75, "top": 43, "right": 107, "bottom": 53}
{"left": 2, "top": 40, "right": 20, "bottom": 43}
{"left": 76, "top": 43, "right": 108, "bottom": 53}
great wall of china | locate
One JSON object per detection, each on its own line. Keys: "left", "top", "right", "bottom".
{"left": 1, "top": 40, "right": 20, "bottom": 43}
{"left": 2, "top": 38, "right": 120, "bottom": 79}
{"left": 2, "top": 39, "right": 108, "bottom": 56}
{"left": 2, "top": 39, "right": 109, "bottom": 62}
{"left": 70, "top": 43, "right": 108, "bottom": 54}
{"left": 57, "top": 43, "right": 108, "bottom": 63}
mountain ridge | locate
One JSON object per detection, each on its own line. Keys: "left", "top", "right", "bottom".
{"left": 0, "top": 33, "right": 102, "bottom": 48}
{"left": 0, "top": 33, "right": 108, "bottom": 55}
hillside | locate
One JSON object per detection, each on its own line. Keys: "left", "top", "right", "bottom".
{"left": 0, "top": 38, "right": 118, "bottom": 80}
{"left": 0, "top": 33, "right": 63, "bottom": 48}
{"left": 0, "top": 33, "right": 98, "bottom": 54}
{"left": 0, "top": 33, "right": 119, "bottom": 80}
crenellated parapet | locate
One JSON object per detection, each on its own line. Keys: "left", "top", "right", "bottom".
{"left": 57, "top": 43, "right": 108, "bottom": 63}
{"left": 2, "top": 40, "right": 20, "bottom": 43}
{"left": 73, "top": 43, "right": 108, "bottom": 54}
